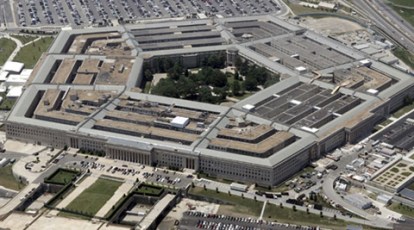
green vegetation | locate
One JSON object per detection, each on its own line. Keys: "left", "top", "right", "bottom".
{"left": 390, "top": 6, "right": 414, "bottom": 27}
{"left": 46, "top": 183, "right": 76, "bottom": 208}
{"left": 390, "top": 168, "right": 399, "bottom": 173}
{"left": 391, "top": 96, "right": 414, "bottom": 118}
{"left": 190, "top": 187, "right": 352, "bottom": 229}
{"left": 0, "top": 38, "right": 17, "bottom": 66}
{"left": 0, "top": 165, "right": 24, "bottom": 191}
{"left": 392, "top": 47, "right": 414, "bottom": 69}
{"left": 78, "top": 148, "right": 105, "bottom": 157}
{"left": 10, "top": 35, "right": 38, "bottom": 45}
{"left": 45, "top": 168, "right": 79, "bottom": 185}
{"left": 390, "top": 0, "right": 414, "bottom": 7}
{"left": 145, "top": 54, "right": 278, "bottom": 104}
{"left": 388, "top": 202, "right": 414, "bottom": 218}
{"left": 13, "top": 36, "right": 54, "bottom": 68}
{"left": 0, "top": 93, "right": 16, "bottom": 110}
{"left": 136, "top": 184, "right": 164, "bottom": 196}
{"left": 65, "top": 178, "right": 122, "bottom": 216}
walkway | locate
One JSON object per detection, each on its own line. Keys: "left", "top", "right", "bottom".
{"left": 95, "top": 182, "right": 134, "bottom": 218}
{"left": 56, "top": 176, "right": 98, "bottom": 209}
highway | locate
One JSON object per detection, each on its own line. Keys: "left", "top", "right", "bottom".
{"left": 352, "top": 0, "right": 414, "bottom": 53}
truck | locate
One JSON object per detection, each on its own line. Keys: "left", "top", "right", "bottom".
{"left": 230, "top": 182, "right": 248, "bottom": 192}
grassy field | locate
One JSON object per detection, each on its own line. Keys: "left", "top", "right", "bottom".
{"left": 46, "top": 169, "right": 78, "bottom": 185}
{"left": 388, "top": 202, "right": 414, "bottom": 218}
{"left": 0, "top": 165, "right": 24, "bottom": 191}
{"left": 190, "top": 187, "right": 355, "bottom": 229}
{"left": 65, "top": 178, "right": 122, "bottom": 216}
{"left": 13, "top": 36, "right": 54, "bottom": 68}
{"left": 10, "top": 35, "right": 38, "bottom": 45}
{"left": 390, "top": 0, "right": 414, "bottom": 7}
{"left": 0, "top": 38, "right": 17, "bottom": 66}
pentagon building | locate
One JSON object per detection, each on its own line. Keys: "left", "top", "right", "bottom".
{"left": 6, "top": 15, "right": 414, "bottom": 186}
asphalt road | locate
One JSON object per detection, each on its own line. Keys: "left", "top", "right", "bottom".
{"left": 352, "top": 0, "right": 414, "bottom": 53}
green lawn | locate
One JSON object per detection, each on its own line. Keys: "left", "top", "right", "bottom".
{"left": 388, "top": 202, "right": 414, "bottom": 218}
{"left": 46, "top": 169, "right": 79, "bottom": 185}
{"left": 10, "top": 35, "right": 39, "bottom": 45}
{"left": 190, "top": 187, "right": 358, "bottom": 229}
{"left": 0, "top": 165, "right": 25, "bottom": 191}
{"left": 65, "top": 178, "right": 122, "bottom": 216}
{"left": 390, "top": 0, "right": 414, "bottom": 7}
{"left": 0, "top": 38, "right": 17, "bottom": 66}
{"left": 13, "top": 36, "right": 54, "bottom": 68}
{"left": 392, "top": 47, "right": 414, "bottom": 70}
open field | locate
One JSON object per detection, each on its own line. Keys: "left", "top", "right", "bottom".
{"left": 13, "top": 37, "right": 54, "bottom": 68}
{"left": 10, "top": 35, "right": 38, "bottom": 45}
{"left": 65, "top": 178, "right": 122, "bottom": 216}
{"left": 0, "top": 38, "right": 16, "bottom": 66}
{"left": 0, "top": 165, "right": 24, "bottom": 191}
{"left": 190, "top": 187, "right": 351, "bottom": 229}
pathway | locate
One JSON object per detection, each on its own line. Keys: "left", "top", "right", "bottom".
{"left": 95, "top": 182, "right": 134, "bottom": 218}
{"left": 56, "top": 176, "right": 98, "bottom": 209}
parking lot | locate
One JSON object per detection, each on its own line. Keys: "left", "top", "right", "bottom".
{"left": 144, "top": 168, "right": 193, "bottom": 188}
{"left": 15, "top": 0, "right": 282, "bottom": 27}
{"left": 179, "top": 211, "right": 317, "bottom": 230}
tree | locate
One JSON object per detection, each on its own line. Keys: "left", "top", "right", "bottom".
{"left": 333, "top": 214, "right": 337, "bottom": 220}
{"left": 306, "top": 207, "right": 309, "bottom": 214}
{"left": 279, "top": 203, "right": 283, "bottom": 209}
{"left": 243, "top": 76, "right": 258, "bottom": 91}
{"left": 234, "top": 71, "right": 240, "bottom": 80}
{"left": 151, "top": 79, "right": 179, "bottom": 98}
{"left": 203, "top": 184, "right": 206, "bottom": 190}
{"left": 144, "top": 69, "right": 153, "bottom": 81}
{"left": 228, "top": 191, "right": 231, "bottom": 196}
{"left": 254, "top": 196, "right": 257, "bottom": 202}
{"left": 241, "top": 193, "right": 244, "bottom": 199}
{"left": 168, "top": 62, "right": 183, "bottom": 80}
{"left": 292, "top": 205, "right": 297, "bottom": 212}
{"left": 232, "top": 80, "right": 241, "bottom": 96}
{"left": 191, "top": 182, "right": 195, "bottom": 188}
{"left": 216, "top": 187, "right": 219, "bottom": 193}
{"left": 320, "top": 211, "right": 323, "bottom": 218}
